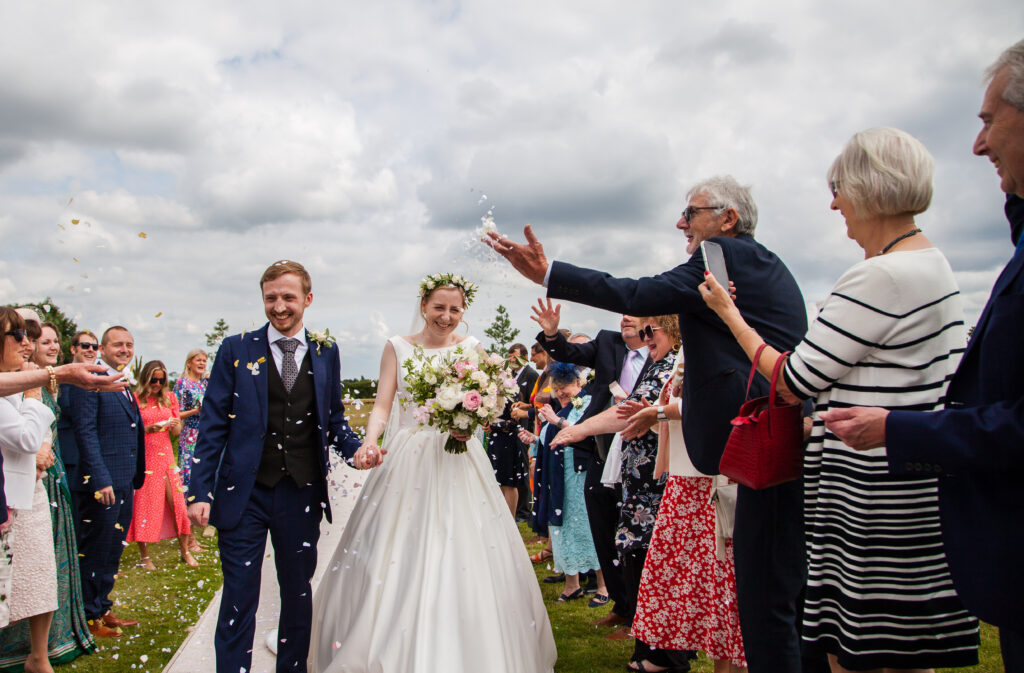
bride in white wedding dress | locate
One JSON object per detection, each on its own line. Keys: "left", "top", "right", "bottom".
{"left": 308, "top": 275, "right": 556, "bottom": 673}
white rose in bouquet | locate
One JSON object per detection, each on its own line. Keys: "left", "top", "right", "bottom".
{"left": 487, "top": 353, "right": 504, "bottom": 366}
{"left": 470, "top": 369, "right": 489, "bottom": 385}
{"left": 453, "top": 412, "right": 473, "bottom": 429}
{"left": 424, "top": 370, "right": 437, "bottom": 385}
{"left": 436, "top": 385, "right": 461, "bottom": 411}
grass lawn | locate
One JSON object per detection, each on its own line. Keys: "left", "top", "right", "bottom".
{"left": 50, "top": 394, "right": 1003, "bottom": 672}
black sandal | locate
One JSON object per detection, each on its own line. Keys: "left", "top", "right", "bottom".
{"left": 588, "top": 592, "right": 609, "bottom": 608}
{"left": 556, "top": 587, "right": 585, "bottom": 602}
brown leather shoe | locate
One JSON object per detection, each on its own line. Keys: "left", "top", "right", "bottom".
{"left": 591, "top": 612, "right": 629, "bottom": 627}
{"left": 102, "top": 611, "right": 139, "bottom": 628}
{"left": 88, "top": 620, "right": 122, "bottom": 638}
{"left": 605, "top": 626, "right": 634, "bottom": 641}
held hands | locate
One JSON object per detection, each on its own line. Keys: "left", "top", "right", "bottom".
{"left": 530, "top": 298, "right": 561, "bottom": 336}
{"left": 188, "top": 502, "right": 210, "bottom": 528}
{"left": 819, "top": 407, "right": 889, "bottom": 451}
{"left": 618, "top": 399, "right": 658, "bottom": 440}
{"left": 353, "top": 441, "right": 388, "bottom": 470}
{"left": 484, "top": 225, "right": 550, "bottom": 285}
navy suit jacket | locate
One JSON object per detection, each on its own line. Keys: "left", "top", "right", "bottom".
{"left": 191, "top": 325, "right": 363, "bottom": 531}
{"left": 56, "top": 383, "right": 80, "bottom": 470}
{"left": 66, "top": 374, "right": 146, "bottom": 492}
{"left": 547, "top": 233, "right": 807, "bottom": 474}
{"left": 887, "top": 194, "right": 1024, "bottom": 630}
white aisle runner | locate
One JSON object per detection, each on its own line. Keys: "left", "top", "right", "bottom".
{"left": 163, "top": 462, "right": 365, "bottom": 673}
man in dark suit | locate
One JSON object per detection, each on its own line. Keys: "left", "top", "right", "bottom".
{"left": 533, "top": 308, "right": 646, "bottom": 630}
{"left": 823, "top": 40, "right": 1024, "bottom": 670}
{"left": 507, "top": 343, "right": 539, "bottom": 521}
{"left": 489, "top": 176, "right": 810, "bottom": 672}
{"left": 67, "top": 325, "right": 146, "bottom": 639}
{"left": 58, "top": 330, "right": 101, "bottom": 522}
{"left": 188, "top": 260, "right": 363, "bottom": 673}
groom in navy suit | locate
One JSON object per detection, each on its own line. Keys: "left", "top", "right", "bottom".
{"left": 823, "top": 40, "right": 1024, "bottom": 670}
{"left": 188, "top": 260, "right": 364, "bottom": 673}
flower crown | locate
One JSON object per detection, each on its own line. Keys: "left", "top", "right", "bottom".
{"left": 419, "top": 273, "right": 478, "bottom": 306}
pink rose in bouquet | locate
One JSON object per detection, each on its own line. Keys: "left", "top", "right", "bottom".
{"left": 463, "top": 390, "right": 482, "bottom": 411}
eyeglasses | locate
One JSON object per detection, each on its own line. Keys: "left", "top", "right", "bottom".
{"left": 638, "top": 325, "right": 663, "bottom": 342}
{"left": 150, "top": 377, "right": 166, "bottom": 385}
{"left": 73, "top": 342, "right": 99, "bottom": 351}
{"left": 681, "top": 205, "right": 723, "bottom": 223}
{"left": 4, "top": 329, "right": 27, "bottom": 342}
{"left": 829, "top": 181, "right": 840, "bottom": 198}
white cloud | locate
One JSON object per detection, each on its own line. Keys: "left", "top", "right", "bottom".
{"left": 0, "top": 0, "right": 1021, "bottom": 378}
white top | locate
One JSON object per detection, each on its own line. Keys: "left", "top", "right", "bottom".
{"left": 0, "top": 393, "right": 55, "bottom": 509}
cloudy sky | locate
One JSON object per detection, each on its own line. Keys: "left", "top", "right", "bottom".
{"left": 1, "top": 2, "right": 1020, "bottom": 379}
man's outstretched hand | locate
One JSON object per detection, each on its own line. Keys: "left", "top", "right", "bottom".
{"left": 485, "top": 225, "right": 549, "bottom": 285}
{"left": 59, "top": 363, "right": 129, "bottom": 392}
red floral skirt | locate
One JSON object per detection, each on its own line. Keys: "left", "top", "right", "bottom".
{"left": 632, "top": 475, "right": 746, "bottom": 667}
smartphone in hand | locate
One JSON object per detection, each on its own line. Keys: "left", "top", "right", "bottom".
{"left": 700, "top": 240, "right": 730, "bottom": 289}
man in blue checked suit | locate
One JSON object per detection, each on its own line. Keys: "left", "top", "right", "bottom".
{"left": 823, "top": 40, "right": 1024, "bottom": 671}
{"left": 67, "top": 325, "right": 146, "bottom": 638}
{"left": 188, "top": 260, "right": 363, "bottom": 673}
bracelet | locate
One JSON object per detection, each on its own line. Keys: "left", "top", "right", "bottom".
{"left": 45, "top": 366, "right": 57, "bottom": 392}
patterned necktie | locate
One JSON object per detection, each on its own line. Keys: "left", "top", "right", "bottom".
{"left": 277, "top": 338, "right": 300, "bottom": 392}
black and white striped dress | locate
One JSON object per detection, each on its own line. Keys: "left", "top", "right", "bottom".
{"left": 784, "top": 248, "right": 979, "bottom": 670}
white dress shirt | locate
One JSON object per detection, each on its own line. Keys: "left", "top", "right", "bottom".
{"left": 267, "top": 324, "right": 309, "bottom": 374}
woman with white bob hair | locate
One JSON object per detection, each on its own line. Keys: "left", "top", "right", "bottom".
{"left": 700, "top": 127, "right": 980, "bottom": 672}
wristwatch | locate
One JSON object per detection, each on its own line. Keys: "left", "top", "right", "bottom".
{"left": 656, "top": 405, "right": 668, "bottom": 422}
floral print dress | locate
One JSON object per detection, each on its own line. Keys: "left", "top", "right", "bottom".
{"left": 615, "top": 352, "right": 675, "bottom": 557}
{"left": 172, "top": 376, "right": 206, "bottom": 489}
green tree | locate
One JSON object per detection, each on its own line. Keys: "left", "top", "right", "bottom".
{"left": 19, "top": 298, "right": 79, "bottom": 362}
{"left": 205, "top": 318, "right": 230, "bottom": 359}
{"left": 341, "top": 377, "right": 378, "bottom": 399}
{"left": 484, "top": 304, "right": 520, "bottom": 356}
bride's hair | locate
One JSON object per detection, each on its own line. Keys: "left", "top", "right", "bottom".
{"left": 418, "top": 273, "right": 477, "bottom": 307}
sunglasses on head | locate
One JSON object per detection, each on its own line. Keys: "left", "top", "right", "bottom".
{"left": 4, "top": 329, "right": 28, "bottom": 342}
{"left": 638, "top": 325, "right": 662, "bottom": 342}
{"left": 74, "top": 342, "right": 99, "bottom": 350}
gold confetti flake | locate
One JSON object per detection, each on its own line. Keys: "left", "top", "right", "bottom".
{"left": 71, "top": 219, "right": 80, "bottom": 225}
{"left": 154, "top": 312, "right": 163, "bottom": 318}
{"left": 138, "top": 232, "right": 147, "bottom": 238}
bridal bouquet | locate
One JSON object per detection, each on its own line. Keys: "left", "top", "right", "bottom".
{"left": 402, "top": 344, "right": 519, "bottom": 454}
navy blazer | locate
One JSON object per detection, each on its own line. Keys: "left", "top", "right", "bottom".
{"left": 191, "top": 325, "right": 363, "bottom": 531}
{"left": 56, "top": 383, "right": 80, "bottom": 469}
{"left": 547, "top": 233, "right": 807, "bottom": 474}
{"left": 887, "top": 194, "right": 1024, "bottom": 630}
{"left": 66, "top": 376, "right": 146, "bottom": 492}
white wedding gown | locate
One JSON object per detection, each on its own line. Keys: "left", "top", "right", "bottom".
{"left": 309, "top": 336, "right": 557, "bottom": 673}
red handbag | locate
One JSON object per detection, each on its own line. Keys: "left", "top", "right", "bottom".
{"left": 718, "top": 344, "right": 804, "bottom": 490}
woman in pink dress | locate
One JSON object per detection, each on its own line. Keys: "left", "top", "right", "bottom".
{"left": 126, "top": 361, "right": 196, "bottom": 569}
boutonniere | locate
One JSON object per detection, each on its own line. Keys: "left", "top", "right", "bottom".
{"left": 309, "top": 328, "right": 336, "bottom": 355}
{"left": 247, "top": 356, "right": 267, "bottom": 376}
{"left": 117, "top": 366, "right": 138, "bottom": 387}
{"left": 571, "top": 396, "right": 586, "bottom": 411}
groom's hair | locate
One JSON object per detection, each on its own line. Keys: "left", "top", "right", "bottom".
{"left": 260, "top": 260, "right": 312, "bottom": 295}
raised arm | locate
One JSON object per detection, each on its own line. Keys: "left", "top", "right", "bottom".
{"left": 549, "top": 403, "right": 627, "bottom": 448}
{"left": 326, "top": 346, "right": 364, "bottom": 462}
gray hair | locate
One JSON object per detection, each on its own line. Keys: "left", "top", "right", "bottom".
{"left": 827, "top": 127, "right": 934, "bottom": 218}
{"left": 986, "top": 38, "right": 1024, "bottom": 111}
{"left": 686, "top": 176, "right": 758, "bottom": 235}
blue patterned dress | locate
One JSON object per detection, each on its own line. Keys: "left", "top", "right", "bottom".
{"left": 546, "top": 394, "right": 600, "bottom": 576}
{"left": 172, "top": 376, "right": 206, "bottom": 489}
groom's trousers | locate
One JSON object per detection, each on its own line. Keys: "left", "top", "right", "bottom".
{"left": 216, "top": 477, "right": 323, "bottom": 673}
